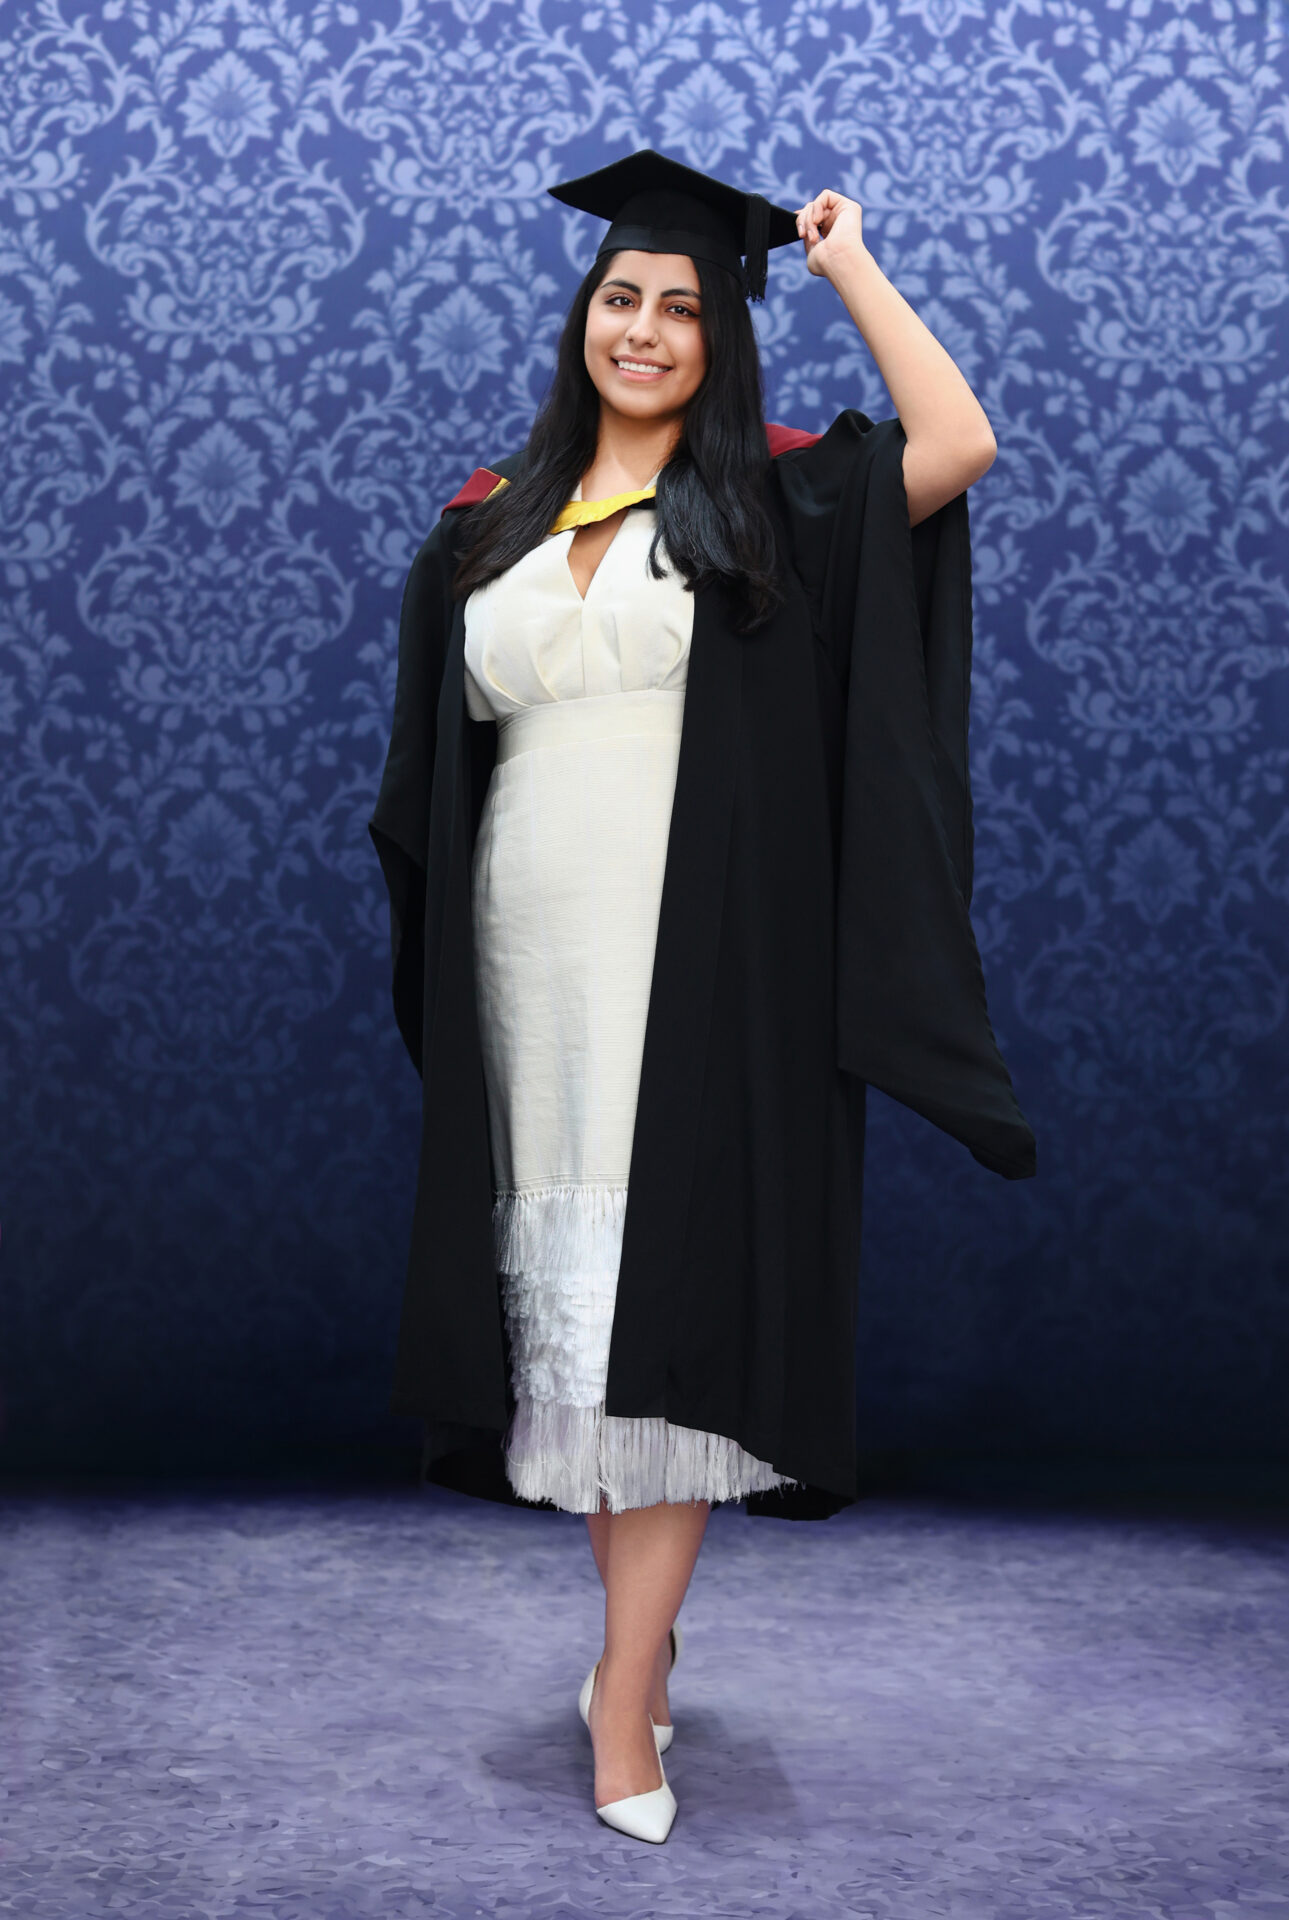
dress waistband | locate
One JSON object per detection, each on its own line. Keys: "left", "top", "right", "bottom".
{"left": 495, "top": 687, "right": 685, "bottom": 764}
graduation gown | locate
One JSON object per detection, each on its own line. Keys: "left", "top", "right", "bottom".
{"left": 368, "top": 409, "right": 1037, "bottom": 1523}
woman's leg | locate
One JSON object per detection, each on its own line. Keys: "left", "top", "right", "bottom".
{"left": 584, "top": 1496, "right": 611, "bottom": 1585}
{"left": 584, "top": 1497, "right": 678, "bottom": 1729}
{"left": 586, "top": 1496, "right": 711, "bottom": 1806}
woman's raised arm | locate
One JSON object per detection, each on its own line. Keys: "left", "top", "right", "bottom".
{"left": 795, "top": 189, "right": 997, "bottom": 526}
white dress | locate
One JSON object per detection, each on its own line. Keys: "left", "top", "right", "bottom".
{"left": 463, "top": 485, "right": 801, "bottom": 1514}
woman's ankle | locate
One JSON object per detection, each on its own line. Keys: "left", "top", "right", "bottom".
{"left": 596, "top": 1648, "right": 657, "bottom": 1706}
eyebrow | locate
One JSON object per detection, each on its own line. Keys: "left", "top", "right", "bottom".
{"left": 602, "top": 277, "right": 701, "bottom": 300}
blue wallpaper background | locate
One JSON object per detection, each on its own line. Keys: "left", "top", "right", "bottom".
{"left": 2, "top": 0, "right": 1286, "bottom": 1474}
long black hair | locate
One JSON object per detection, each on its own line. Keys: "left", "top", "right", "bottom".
{"left": 450, "top": 250, "right": 783, "bottom": 633}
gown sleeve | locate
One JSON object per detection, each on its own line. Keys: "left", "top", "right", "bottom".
{"left": 775, "top": 409, "right": 1037, "bottom": 1180}
{"left": 367, "top": 516, "right": 456, "bottom": 1078}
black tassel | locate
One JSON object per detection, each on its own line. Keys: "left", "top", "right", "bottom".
{"left": 743, "top": 192, "right": 771, "bottom": 302}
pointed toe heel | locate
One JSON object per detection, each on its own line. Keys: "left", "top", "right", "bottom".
{"left": 578, "top": 1658, "right": 598, "bottom": 1730}
{"left": 596, "top": 1768, "right": 677, "bottom": 1843}
{"left": 581, "top": 1648, "right": 680, "bottom": 1841}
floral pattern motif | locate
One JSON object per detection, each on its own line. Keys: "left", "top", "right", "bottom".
{"left": 2, "top": 0, "right": 1286, "bottom": 1468}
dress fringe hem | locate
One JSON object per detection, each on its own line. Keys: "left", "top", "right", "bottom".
{"left": 503, "top": 1393, "right": 802, "bottom": 1514}
{"left": 493, "top": 1181, "right": 800, "bottom": 1513}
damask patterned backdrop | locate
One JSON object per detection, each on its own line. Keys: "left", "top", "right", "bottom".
{"left": 2, "top": 0, "right": 1286, "bottom": 1476}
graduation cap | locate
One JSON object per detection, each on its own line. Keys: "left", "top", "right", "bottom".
{"left": 547, "top": 148, "right": 799, "bottom": 303}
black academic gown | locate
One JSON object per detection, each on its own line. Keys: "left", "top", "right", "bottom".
{"left": 368, "top": 409, "right": 1037, "bottom": 1523}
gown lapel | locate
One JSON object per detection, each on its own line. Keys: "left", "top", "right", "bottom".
{"left": 602, "top": 577, "right": 743, "bottom": 1415}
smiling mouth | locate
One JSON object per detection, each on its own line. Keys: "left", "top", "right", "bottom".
{"left": 614, "top": 357, "right": 671, "bottom": 375}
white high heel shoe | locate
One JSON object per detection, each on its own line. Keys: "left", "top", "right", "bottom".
{"left": 578, "top": 1622, "right": 683, "bottom": 1753}
{"left": 583, "top": 1657, "right": 678, "bottom": 1843}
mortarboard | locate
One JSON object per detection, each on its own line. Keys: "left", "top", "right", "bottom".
{"left": 547, "top": 148, "right": 800, "bottom": 303}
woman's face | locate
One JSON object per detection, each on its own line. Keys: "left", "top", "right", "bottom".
{"left": 583, "top": 250, "right": 708, "bottom": 425}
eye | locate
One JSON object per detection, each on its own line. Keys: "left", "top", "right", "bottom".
{"left": 603, "top": 294, "right": 698, "bottom": 318}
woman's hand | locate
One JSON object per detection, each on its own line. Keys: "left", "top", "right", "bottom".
{"left": 795, "top": 191, "right": 867, "bottom": 280}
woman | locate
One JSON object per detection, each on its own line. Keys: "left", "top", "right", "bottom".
{"left": 369, "top": 150, "right": 1036, "bottom": 1842}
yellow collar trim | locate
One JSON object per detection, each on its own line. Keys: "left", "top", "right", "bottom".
{"left": 486, "top": 473, "right": 657, "bottom": 534}
{"left": 551, "top": 486, "right": 657, "bottom": 532}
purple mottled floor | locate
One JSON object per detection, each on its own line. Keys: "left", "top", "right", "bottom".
{"left": 2, "top": 1489, "right": 1286, "bottom": 1917}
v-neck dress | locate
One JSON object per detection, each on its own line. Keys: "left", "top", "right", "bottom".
{"left": 463, "top": 485, "right": 801, "bottom": 1513}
